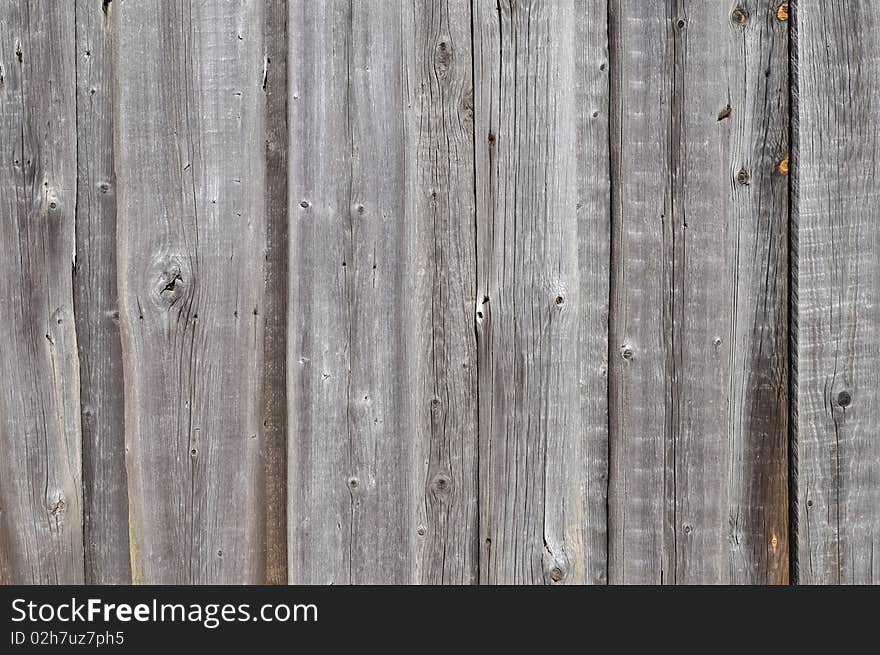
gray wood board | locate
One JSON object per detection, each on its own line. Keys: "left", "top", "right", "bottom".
{"left": 114, "top": 0, "right": 268, "bottom": 583}
{"left": 287, "top": 0, "right": 479, "bottom": 584}
{"left": 473, "top": 0, "right": 611, "bottom": 584}
{"left": 0, "top": 0, "right": 84, "bottom": 584}
{"left": 74, "top": 0, "right": 131, "bottom": 584}
{"left": 792, "top": 0, "right": 880, "bottom": 584}
{"left": 607, "top": 0, "right": 789, "bottom": 583}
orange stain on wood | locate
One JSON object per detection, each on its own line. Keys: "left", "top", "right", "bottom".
{"left": 776, "top": 2, "right": 789, "bottom": 21}
{"left": 778, "top": 155, "right": 790, "bottom": 175}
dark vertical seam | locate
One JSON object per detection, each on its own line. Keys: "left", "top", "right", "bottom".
{"left": 668, "top": 0, "right": 680, "bottom": 585}
{"left": 72, "top": 0, "right": 87, "bottom": 586}
{"left": 788, "top": 0, "right": 799, "bottom": 586}
{"left": 604, "top": 0, "right": 613, "bottom": 587}
{"left": 469, "top": 0, "right": 481, "bottom": 587}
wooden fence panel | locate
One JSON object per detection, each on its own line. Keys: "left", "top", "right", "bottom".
{"left": 74, "top": 0, "right": 130, "bottom": 585}
{"left": 0, "top": 0, "right": 83, "bottom": 584}
{"left": 3, "top": 0, "right": 874, "bottom": 587}
{"left": 473, "top": 0, "right": 610, "bottom": 585}
{"left": 115, "top": 0, "right": 269, "bottom": 583}
{"left": 288, "top": 0, "right": 478, "bottom": 584}
{"left": 792, "top": 1, "right": 880, "bottom": 584}
{"left": 608, "top": 0, "right": 789, "bottom": 583}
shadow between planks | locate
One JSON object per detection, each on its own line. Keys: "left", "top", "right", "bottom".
{"left": 0, "top": 0, "right": 867, "bottom": 585}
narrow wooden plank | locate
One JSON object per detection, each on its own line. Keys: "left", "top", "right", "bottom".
{"left": 261, "top": 0, "right": 289, "bottom": 586}
{"left": 74, "top": 0, "right": 131, "bottom": 584}
{"left": 115, "top": 0, "right": 268, "bottom": 583}
{"left": 288, "top": 0, "right": 478, "bottom": 584}
{"left": 473, "top": 0, "right": 610, "bottom": 585}
{"left": 0, "top": 0, "right": 84, "bottom": 583}
{"left": 608, "top": 0, "right": 789, "bottom": 583}
{"left": 793, "top": 1, "right": 880, "bottom": 584}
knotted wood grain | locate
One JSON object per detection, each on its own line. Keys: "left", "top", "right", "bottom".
{"left": 115, "top": 0, "right": 269, "bottom": 583}
{"left": 608, "top": 0, "right": 789, "bottom": 583}
{"left": 0, "top": 0, "right": 83, "bottom": 584}
{"left": 288, "top": 0, "right": 479, "bottom": 584}
{"left": 473, "top": 0, "right": 611, "bottom": 585}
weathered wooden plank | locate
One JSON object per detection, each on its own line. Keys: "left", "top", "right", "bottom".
{"left": 74, "top": 0, "right": 130, "bottom": 584}
{"left": 0, "top": 0, "right": 84, "bottom": 583}
{"left": 608, "top": 0, "right": 789, "bottom": 583}
{"left": 288, "top": 0, "right": 478, "bottom": 584}
{"left": 473, "top": 0, "right": 610, "bottom": 585}
{"left": 261, "top": 0, "right": 289, "bottom": 586}
{"left": 115, "top": 0, "right": 268, "bottom": 583}
{"left": 792, "top": 1, "right": 880, "bottom": 584}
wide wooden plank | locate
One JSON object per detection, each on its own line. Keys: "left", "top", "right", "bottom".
{"left": 115, "top": 0, "right": 268, "bottom": 583}
{"left": 0, "top": 0, "right": 83, "bottom": 583}
{"left": 793, "top": 1, "right": 880, "bottom": 584}
{"left": 608, "top": 0, "right": 789, "bottom": 583}
{"left": 74, "top": 0, "right": 130, "bottom": 584}
{"left": 473, "top": 0, "right": 610, "bottom": 585}
{"left": 288, "top": 0, "right": 478, "bottom": 584}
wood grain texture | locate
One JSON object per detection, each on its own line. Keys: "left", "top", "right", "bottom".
{"left": 793, "top": 0, "right": 880, "bottom": 584}
{"left": 74, "top": 0, "right": 131, "bottom": 584}
{"left": 114, "top": 0, "right": 268, "bottom": 583}
{"left": 288, "top": 0, "right": 478, "bottom": 584}
{"left": 608, "top": 0, "right": 789, "bottom": 584}
{"left": 261, "top": 0, "right": 289, "bottom": 586}
{"left": 473, "top": 0, "right": 610, "bottom": 585}
{"left": 0, "top": 0, "right": 84, "bottom": 583}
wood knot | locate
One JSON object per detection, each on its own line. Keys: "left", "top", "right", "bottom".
{"left": 347, "top": 476, "right": 359, "bottom": 490}
{"left": 431, "top": 473, "right": 452, "bottom": 496}
{"left": 718, "top": 104, "right": 732, "bottom": 121}
{"left": 549, "top": 566, "right": 565, "bottom": 583}
{"left": 620, "top": 345, "right": 634, "bottom": 361}
{"left": 837, "top": 390, "right": 852, "bottom": 408}
{"left": 157, "top": 265, "right": 185, "bottom": 306}
{"left": 554, "top": 295, "right": 564, "bottom": 306}
{"left": 737, "top": 168, "right": 750, "bottom": 186}
{"left": 731, "top": 7, "right": 748, "bottom": 25}
{"left": 776, "top": 2, "right": 789, "bottom": 21}
{"left": 435, "top": 39, "right": 452, "bottom": 75}
{"left": 49, "top": 496, "right": 66, "bottom": 516}
{"left": 417, "top": 525, "right": 427, "bottom": 536}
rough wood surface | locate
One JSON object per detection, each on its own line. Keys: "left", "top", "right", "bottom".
{"left": 608, "top": 0, "right": 789, "bottom": 584}
{"left": 74, "top": 0, "right": 130, "bottom": 585}
{"left": 473, "top": 0, "right": 610, "bottom": 585}
{"left": 0, "top": 0, "right": 84, "bottom": 584}
{"left": 261, "top": 0, "right": 289, "bottom": 587}
{"left": 288, "top": 0, "right": 478, "bottom": 584}
{"left": 793, "top": 0, "right": 880, "bottom": 584}
{"left": 1, "top": 0, "right": 873, "bottom": 587}
{"left": 114, "top": 0, "right": 268, "bottom": 583}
